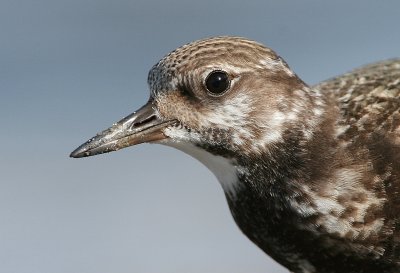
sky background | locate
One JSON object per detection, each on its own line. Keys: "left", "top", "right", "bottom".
{"left": 1, "top": 1, "right": 400, "bottom": 273}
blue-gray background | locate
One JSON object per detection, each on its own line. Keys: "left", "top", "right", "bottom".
{"left": 1, "top": 1, "right": 399, "bottom": 272}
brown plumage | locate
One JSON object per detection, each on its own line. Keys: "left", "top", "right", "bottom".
{"left": 71, "top": 37, "right": 400, "bottom": 273}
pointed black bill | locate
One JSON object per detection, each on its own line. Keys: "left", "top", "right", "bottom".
{"left": 70, "top": 101, "right": 175, "bottom": 158}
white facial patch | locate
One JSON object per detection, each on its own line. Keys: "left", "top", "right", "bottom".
{"left": 159, "top": 138, "right": 240, "bottom": 197}
{"left": 163, "top": 123, "right": 203, "bottom": 143}
{"left": 197, "top": 93, "right": 255, "bottom": 146}
{"left": 258, "top": 111, "right": 286, "bottom": 146}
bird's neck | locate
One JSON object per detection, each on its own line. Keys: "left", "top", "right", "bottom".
{"left": 224, "top": 93, "right": 390, "bottom": 272}
{"left": 224, "top": 116, "right": 339, "bottom": 271}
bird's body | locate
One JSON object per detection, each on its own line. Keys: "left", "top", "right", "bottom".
{"left": 222, "top": 59, "right": 400, "bottom": 273}
{"left": 71, "top": 37, "right": 400, "bottom": 273}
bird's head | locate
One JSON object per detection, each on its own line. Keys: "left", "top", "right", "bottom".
{"left": 71, "top": 36, "right": 324, "bottom": 193}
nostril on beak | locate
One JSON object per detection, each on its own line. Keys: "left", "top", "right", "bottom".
{"left": 131, "top": 115, "right": 157, "bottom": 129}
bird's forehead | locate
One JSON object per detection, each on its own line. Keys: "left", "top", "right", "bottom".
{"left": 147, "top": 36, "right": 278, "bottom": 95}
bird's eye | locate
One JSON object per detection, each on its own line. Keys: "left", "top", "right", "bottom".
{"left": 205, "top": 70, "right": 230, "bottom": 95}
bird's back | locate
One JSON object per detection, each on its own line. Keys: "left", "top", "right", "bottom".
{"left": 315, "top": 59, "right": 400, "bottom": 144}
{"left": 314, "top": 59, "right": 400, "bottom": 266}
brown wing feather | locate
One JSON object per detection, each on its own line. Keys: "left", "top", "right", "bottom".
{"left": 315, "top": 59, "right": 400, "bottom": 144}
{"left": 315, "top": 60, "right": 400, "bottom": 263}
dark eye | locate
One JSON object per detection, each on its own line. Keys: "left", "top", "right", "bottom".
{"left": 205, "top": 70, "right": 230, "bottom": 95}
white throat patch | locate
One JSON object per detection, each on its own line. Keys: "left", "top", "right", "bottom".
{"left": 159, "top": 139, "right": 240, "bottom": 197}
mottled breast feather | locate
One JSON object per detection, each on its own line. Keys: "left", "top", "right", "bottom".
{"left": 313, "top": 59, "right": 400, "bottom": 267}
{"left": 226, "top": 59, "right": 400, "bottom": 273}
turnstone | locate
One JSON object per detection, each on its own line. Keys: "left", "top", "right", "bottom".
{"left": 70, "top": 37, "right": 400, "bottom": 273}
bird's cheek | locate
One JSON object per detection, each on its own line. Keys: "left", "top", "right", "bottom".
{"left": 156, "top": 93, "right": 204, "bottom": 130}
{"left": 162, "top": 124, "right": 202, "bottom": 144}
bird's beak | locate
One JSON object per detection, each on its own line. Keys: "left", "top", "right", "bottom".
{"left": 70, "top": 100, "right": 175, "bottom": 158}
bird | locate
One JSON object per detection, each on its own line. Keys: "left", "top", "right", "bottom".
{"left": 70, "top": 36, "right": 400, "bottom": 273}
